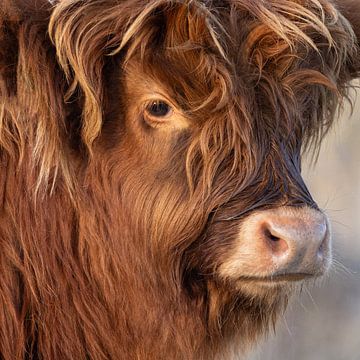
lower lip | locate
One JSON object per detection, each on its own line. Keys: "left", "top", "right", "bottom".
{"left": 239, "top": 273, "right": 320, "bottom": 284}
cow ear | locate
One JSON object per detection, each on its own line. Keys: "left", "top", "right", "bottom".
{"left": 335, "top": 0, "right": 360, "bottom": 41}
{"left": 0, "top": 20, "right": 18, "bottom": 98}
{"left": 0, "top": 0, "right": 53, "bottom": 98}
{"left": 0, "top": 1, "right": 21, "bottom": 98}
{"left": 0, "top": 0, "right": 72, "bottom": 191}
{"left": 334, "top": 0, "right": 360, "bottom": 76}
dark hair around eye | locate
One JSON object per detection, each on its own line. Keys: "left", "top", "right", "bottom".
{"left": 146, "top": 101, "right": 172, "bottom": 118}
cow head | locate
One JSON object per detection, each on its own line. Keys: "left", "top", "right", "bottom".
{"left": 1, "top": 0, "right": 359, "bottom": 355}
{"left": 48, "top": 0, "right": 358, "bottom": 327}
{"left": 51, "top": 3, "right": 356, "bottom": 270}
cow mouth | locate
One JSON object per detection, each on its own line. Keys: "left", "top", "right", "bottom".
{"left": 238, "top": 272, "right": 321, "bottom": 284}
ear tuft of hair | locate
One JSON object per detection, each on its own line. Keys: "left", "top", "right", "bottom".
{"left": 0, "top": 1, "right": 21, "bottom": 98}
{"left": 0, "top": 0, "right": 75, "bottom": 196}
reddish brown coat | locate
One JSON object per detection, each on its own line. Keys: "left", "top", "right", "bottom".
{"left": 0, "top": 1, "right": 359, "bottom": 359}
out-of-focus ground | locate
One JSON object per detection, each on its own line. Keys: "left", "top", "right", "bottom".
{"left": 248, "top": 83, "right": 360, "bottom": 360}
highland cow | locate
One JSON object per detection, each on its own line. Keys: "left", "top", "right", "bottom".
{"left": 0, "top": 0, "right": 359, "bottom": 359}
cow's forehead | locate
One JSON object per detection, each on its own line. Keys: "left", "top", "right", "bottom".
{"left": 120, "top": 1, "right": 343, "bottom": 85}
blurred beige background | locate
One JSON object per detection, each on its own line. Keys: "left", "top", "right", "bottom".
{"left": 248, "top": 82, "right": 360, "bottom": 360}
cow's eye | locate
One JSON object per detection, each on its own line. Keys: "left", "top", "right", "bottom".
{"left": 145, "top": 100, "right": 172, "bottom": 118}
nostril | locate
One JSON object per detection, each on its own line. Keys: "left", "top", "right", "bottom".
{"left": 265, "top": 229, "right": 280, "bottom": 242}
{"left": 221, "top": 207, "right": 331, "bottom": 282}
{"left": 263, "top": 227, "right": 289, "bottom": 255}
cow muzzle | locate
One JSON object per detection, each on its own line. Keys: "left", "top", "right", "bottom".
{"left": 219, "top": 206, "right": 331, "bottom": 287}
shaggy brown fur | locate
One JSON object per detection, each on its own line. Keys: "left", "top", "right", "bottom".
{"left": 0, "top": 0, "right": 359, "bottom": 359}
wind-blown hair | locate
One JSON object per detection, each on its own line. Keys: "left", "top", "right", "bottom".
{"left": 1, "top": 0, "right": 358, "bottom": 194}
{"left": 0, "top": 0, "right": 359, "bottom": 359}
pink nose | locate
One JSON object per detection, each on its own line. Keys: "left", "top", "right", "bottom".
{"left": 254, "top": 207, "right": 331, "bottom": 276}
{"left": 219, "top": 206, "right": 332, "bottom": 283}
